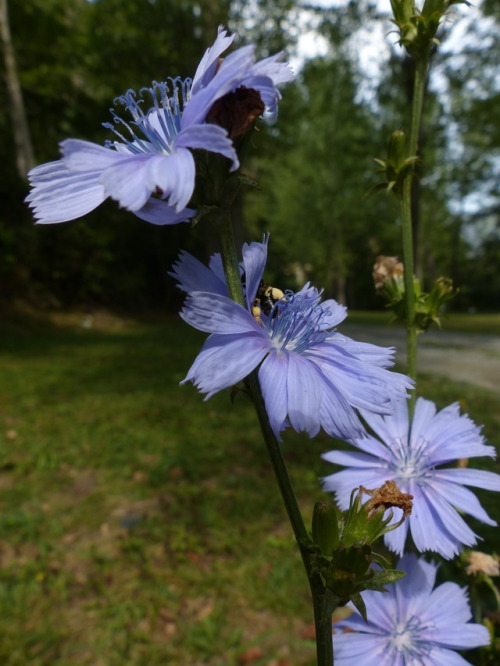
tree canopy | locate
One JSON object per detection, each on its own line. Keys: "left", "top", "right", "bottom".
{"left": 1, "top": 0, "right": 498, "bottom": 311}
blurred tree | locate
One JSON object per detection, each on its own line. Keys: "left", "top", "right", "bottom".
{"left": 0, "top": 0, "right": 230, "bottom": 310}
{"left": 242, "top": 2, "right": 399, "bottom": 307}
{"left": 0, "top": 0, "right": 34, "bottom": 177}
{"left": 1, "top": 0, "right": 498, "bottom": 311}
{"left": 245, "top": 53, "right": 398, "bottom": 307}
{"left": 432, "top": 0, "right": 499, "bottom": 308}
{"left": 230, "top": 0, "right": 298, "bottom": 54}
{"left": 242, "top": 0, "right": 499, "bottom": 311}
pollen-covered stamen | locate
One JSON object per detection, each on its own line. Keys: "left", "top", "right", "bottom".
{"left": 266, "top": 294, "right": 330, "bottom": 353}
{"left": 102, "top": 78, "right": 192, "bottom": 156}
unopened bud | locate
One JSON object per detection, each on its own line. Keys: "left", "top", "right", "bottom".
{"left": 312, "top": 500, "right": 340, "bottom": 555}
{"left": 390, "top": 0, "right": 414, "bottom": 25}
{"left": 415, "top": 276, "right": 458, "bottom": 331}
{"left": 388, "top": 130, "right": 407, "bottom": 173}
{"left": 432, "top": 276, "right": 454, "bottom": 300}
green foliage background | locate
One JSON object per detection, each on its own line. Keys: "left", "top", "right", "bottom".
{"left": 1, "top": 0, "right": 498, "bottom": 311}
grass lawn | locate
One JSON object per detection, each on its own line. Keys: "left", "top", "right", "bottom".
{"left": 1, "top": 309, "right": 499, "bottom": 665}
{"left": 346, "top": 309, "right": 500, "bottom": 335}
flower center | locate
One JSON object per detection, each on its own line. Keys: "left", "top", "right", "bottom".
{"left": 265, "top": 293, "right": 330, "bottom": 354}
{"left": 390, "top": 435, "right": 433, "bottom": 484}
{"left": 102, "top": 78, "right": 191, "bottom": 156}
{"left": 387, "top": 616, "right": 432, "bottom": 660}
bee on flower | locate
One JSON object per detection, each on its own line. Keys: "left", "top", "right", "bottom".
{"left": 170, "top": 235, "right": 413, "bottom": 441}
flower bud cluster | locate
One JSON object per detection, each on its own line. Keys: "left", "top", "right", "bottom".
{"left": 390, "top": 0, "right": 470, "bottom": 59}
{"left": 374, "top": 256, "right": 457, "bottom": 332}
{"left": 310, "top": 483, "right": 412, "bottom": 618}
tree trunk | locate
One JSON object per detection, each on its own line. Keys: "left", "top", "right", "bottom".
{"left": 0, "top": 0, "right": 35, "bottom": 178}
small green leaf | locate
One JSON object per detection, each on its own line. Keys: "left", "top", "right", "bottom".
{"left": 370, "top": 552, "right": 391, "bottom": 569}
{"left": 365, "top": 568, "right": 406, "bottom": 590}
{"left": 350, "top": 592, "right": 368, "bottom": 622}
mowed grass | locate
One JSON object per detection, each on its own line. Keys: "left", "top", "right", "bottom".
{"left": 0, "top": 309, "right": 499, "bottom": 666}
{"left": 346, "top": 309, "right": 500, "bottom": 335}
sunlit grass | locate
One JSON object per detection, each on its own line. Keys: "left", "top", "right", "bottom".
{"left": 347, "top": 309, "right": 500, "bottom": 335}
{"left": 0, "top": 310, "right": 498, "bottom": 665}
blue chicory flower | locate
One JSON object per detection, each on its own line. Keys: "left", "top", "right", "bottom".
{"left": 333, "top": 554, "right": 490, "bottom": 665}
{"left": 322, "top": 397, "right": 500, "bottom": 559}
{"left": 26, "top": 27, "right": 292, "bottom": 226}
{"left": 170, "top": 236, "right": 413, "bottom": 441}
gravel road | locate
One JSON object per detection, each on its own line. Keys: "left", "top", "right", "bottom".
{"left": 341, "top": 324, "right": 500, "bottom": 394}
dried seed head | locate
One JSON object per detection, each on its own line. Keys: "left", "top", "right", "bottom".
{"left": 465, "top": 551, "right": 500, "bottom": 577}
{"left": 361, "top": 480, "right": 413, "bottom": 519}
{"left": 373, "top": 255, "right": 404, "bottom": 290}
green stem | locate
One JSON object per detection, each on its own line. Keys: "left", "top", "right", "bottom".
{"left": 400, "top": 56, "right": 428, "bottom": 405}
{"left": 214, "top": 211, "right": 335, "bottom": 666}
{"left": 401, "top": 178, "right": 417, "bottom": 387}
{"left": 408, "top": 59, "right": 428, "bottom": 159}
{"left": 245, "top": 374, "right": 309, "bottom": 545}
{"left": 246, "top": 363, "right": 335, "bottom": 666}
{"left": 213, "top": 209, "right": 245, "bottom": 307}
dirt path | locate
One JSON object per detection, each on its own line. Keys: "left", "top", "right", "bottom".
{"left": 341, "top": 324, "right": 500, "bottom": 394}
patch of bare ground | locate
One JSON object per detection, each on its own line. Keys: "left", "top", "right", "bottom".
{"left": 342, "top": 324, "right": 500, "bottom": 394}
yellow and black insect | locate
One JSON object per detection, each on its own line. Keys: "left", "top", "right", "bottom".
{"left": 252, "top": 281, "right": 286, "bottom": 324}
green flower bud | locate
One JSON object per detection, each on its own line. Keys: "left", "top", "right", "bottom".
{"left": 390, "top": 0, "right": 414, "bottom": 25}
{"left": 371, "top": 132, "right": 418, "bottom": 196}
{"left": 415, "top": 276, "right": 458, "bottom": 331}
{"left": 312, "top": 500, "right": 340, "bottom": 555}
{"left": 311, "top": 484, "right": 412, "bottom": 607}
{"left": 389, "top": 0, "right": 469, "bottom": 59}
{"left": 388, "top": 130, "right": 407, "bottom": 173}
{"left": 325, "top": 546, "right": 372, "bottom": 600}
